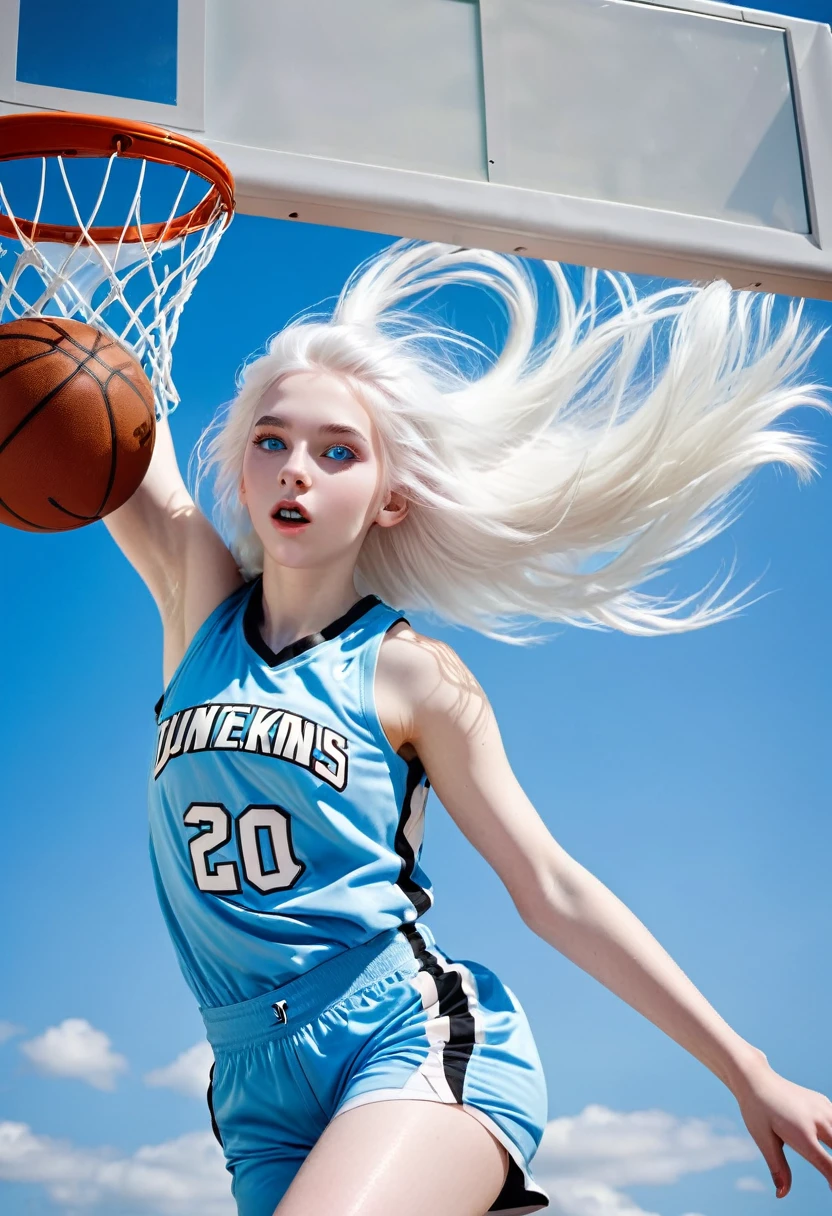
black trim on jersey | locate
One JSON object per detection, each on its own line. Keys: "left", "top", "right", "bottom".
{"left": 207, "top": 1063, "right": 223, "bottom": 1147}
{"left": 152, "top": 587, "right": 381, "bottom": 719}
{"left": 243, "top": 577, "right": 381, "bottom": 668}
{"left": 394, "top": 758, "right": 432, "bottom": 916}
{"left": 399, "top": 924, "right": 476, "bottom": 1104}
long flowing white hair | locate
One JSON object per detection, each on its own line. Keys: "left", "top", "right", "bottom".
{"left": 196, "top": 240, "right": 827, "bottom": 641}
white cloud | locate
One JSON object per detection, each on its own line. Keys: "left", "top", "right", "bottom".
{"left": 735, "top": 1175, "right": 767, "bottom": 1192}
{"left": 537, "top": 1176, "right": 662, "bottom": 1216}
{"left": 0, "top": 1100, "right": 757, "bottom": 1216}
{"left": 145, "top": 1042, "right": 214, "bottom": 1099}
{"left": 20, "top": 1019, "right": 128, "bottom": 1091}
{"left": 534, "top": 1104, "right": 757, "bottom": 1216}
{"left": 0, "top": 1121, "right": 233, "bottom": 1216}
{"left": 0, "top": 1021, "right": 24, "bottom": 1044}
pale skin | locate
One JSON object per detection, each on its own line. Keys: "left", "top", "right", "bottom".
{"left": 105, "top": 370, "right": 832, "bottom": 1215}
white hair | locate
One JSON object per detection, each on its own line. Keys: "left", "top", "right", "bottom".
{"left": 195, "top": 240, "right": 828, "bottom": 642}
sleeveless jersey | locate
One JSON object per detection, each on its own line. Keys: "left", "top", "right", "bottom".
{"left": 147, "top": 578, "right": 432, "bottom": 1009}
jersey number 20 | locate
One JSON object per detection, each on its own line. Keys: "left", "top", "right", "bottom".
{"left": 184, "top": 802, "right": 305, "bottom": 894}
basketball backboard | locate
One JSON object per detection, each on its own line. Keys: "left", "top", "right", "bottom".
{"left": 1, "top": 0, "right": 832, "bottom": 299}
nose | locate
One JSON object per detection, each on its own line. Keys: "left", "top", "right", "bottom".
{"left": 281, "top": 470, "right": 310, "bottom": 488}
{"left": 279, "top": 447, "right": 312, "bottom": 489}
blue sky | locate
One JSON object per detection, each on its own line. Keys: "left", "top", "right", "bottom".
{"left": 1, "top": 2, "right": 831, "bottom": 1215}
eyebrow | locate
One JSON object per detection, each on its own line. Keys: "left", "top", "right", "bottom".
{"left": 253, "top": 414, "right": 369, "bottom": 445}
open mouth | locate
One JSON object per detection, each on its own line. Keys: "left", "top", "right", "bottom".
{"left": 272, "top": 504, "right": 310, "bottom": 527}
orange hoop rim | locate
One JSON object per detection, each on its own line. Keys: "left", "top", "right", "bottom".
{"left": 0, "top": 111, "right": 235, "bottom": 245}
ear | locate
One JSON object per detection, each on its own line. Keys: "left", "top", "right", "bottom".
{"left": 373, "top": 488, "right": 409, "bottom": 530}
{"left": 239, "top": 476, "right": 247, "bottom": 506}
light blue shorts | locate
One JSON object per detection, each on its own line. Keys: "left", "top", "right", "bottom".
{"left": 202, "top": 923, "right": 550, "bottom": 1215}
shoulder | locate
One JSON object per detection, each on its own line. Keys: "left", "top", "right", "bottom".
{"left": 376, "top": 620, "right": 487, "bottom": 752}
{"left": 378, "top": 620, "right": 477, "bottom": 687}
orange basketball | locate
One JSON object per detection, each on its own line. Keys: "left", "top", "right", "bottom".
{"left": 0, "top": 316, "right": 156, "bottom": 532}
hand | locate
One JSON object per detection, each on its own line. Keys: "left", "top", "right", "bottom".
{"left": 732, "top": 1057, "right": 832, "bottom": 1198}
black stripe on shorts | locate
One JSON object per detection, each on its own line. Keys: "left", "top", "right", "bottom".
{"left": 400, "top": 924, "right": 476, "bottom": 1103}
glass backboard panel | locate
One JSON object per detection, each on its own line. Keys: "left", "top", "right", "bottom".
{"left": 482, "top": 0, "right": 809, "bottom": 233}
{"left": 16, "top": 0, "right": 178, "bottom": 105}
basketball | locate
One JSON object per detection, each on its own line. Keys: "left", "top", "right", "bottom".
{"left": 0, "top": 316, "right": 156, "bottom": 532}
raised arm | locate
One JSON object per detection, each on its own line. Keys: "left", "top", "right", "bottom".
{"left": 376, "top": 628, "right": 832, "bottom": 1201}
{"left": 103, "top": 412, "right": 243, "bottom": 684}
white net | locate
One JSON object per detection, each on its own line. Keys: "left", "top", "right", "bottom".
{"left": 0, "top": 150, "right": 229, "bottom": 418}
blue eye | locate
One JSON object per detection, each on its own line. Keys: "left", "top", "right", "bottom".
{"left": 325, "top": 444, "right": 356, "bottom": 462}
{"left": 256, "top": 436, "right": 285, "bottom": 452}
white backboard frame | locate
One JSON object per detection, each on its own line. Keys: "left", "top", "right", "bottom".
{"left": 1, "top": 0, "right": 832, "bottom": 300}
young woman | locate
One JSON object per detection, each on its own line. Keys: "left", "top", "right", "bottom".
{"left": 105, "top": 242, "right": 832, "bottom": 1216}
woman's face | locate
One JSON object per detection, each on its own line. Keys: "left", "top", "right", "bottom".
{"left": 239, "top": 370, "right": 406, "bottom": 574}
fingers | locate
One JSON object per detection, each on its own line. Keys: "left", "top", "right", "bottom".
{"left": 759, "top": 1132, "right": 791, "bottom": 1198}
{"left": 770, "top": 1126, "right": 832, "bottom": 1199}
{"left": 772, "top": 1166, "right": 791, "bottom": 1199}
{"left": 804, "top": 1135, "right": 832, "bottom": 1190}
{"left": 741, "top": 1078, "right": 832, "bottom": 1198}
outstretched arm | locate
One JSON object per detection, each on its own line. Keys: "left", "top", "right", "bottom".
{"left": 382, "top": 630, "right": 832, "bottom": 1201}
{"left": 103, "top": 412, "right": 243, "bottom": 682}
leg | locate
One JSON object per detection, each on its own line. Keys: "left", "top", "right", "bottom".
{"left": 273, "top": 1099, "right": 509, "bottom": 1216}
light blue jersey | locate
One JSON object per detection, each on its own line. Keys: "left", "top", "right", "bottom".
{"left": 148, "top": 578, "right": 432, "bottom": 1008}
{"left": 149, "top": 577, "right": 550, "bottom": 1214}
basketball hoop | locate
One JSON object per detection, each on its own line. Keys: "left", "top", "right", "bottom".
{"left": 0, "top": 111, "right": 235, "bottom": 417}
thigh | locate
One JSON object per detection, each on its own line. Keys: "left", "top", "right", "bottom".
{"left": 273, "top": 1099, "right": 508, "bottom": 1216}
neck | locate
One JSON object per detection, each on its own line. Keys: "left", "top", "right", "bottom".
{"left": 258, "top": 558, "right": 364, "bottom": 654}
